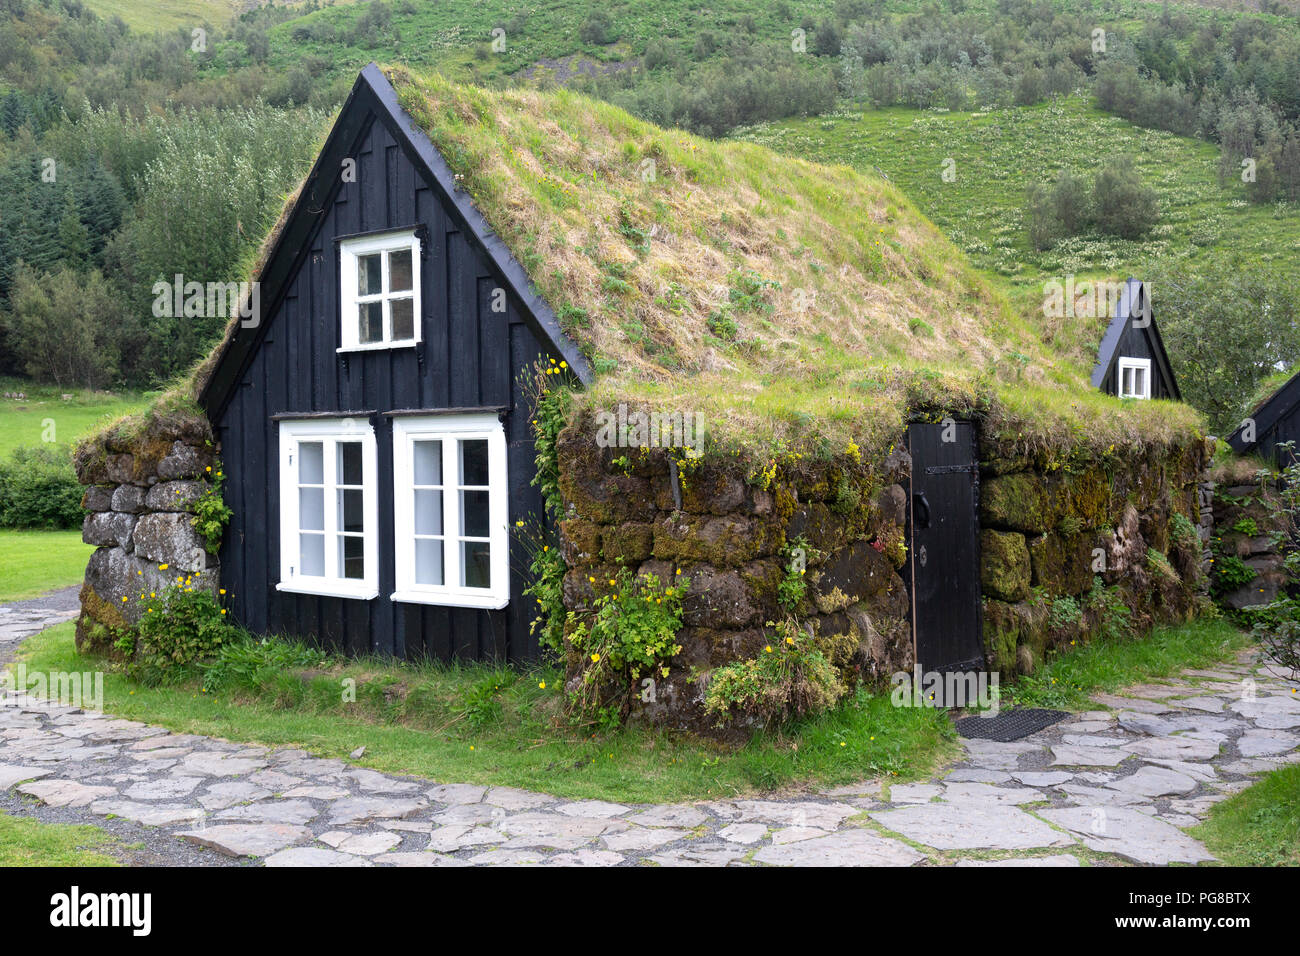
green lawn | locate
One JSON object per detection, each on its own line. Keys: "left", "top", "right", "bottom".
{"left": 0, "top": 381, "right": 149, "bottom": 459}
{"left": 1193, "top": 764, "right": 1300, "bottom": 866}
{"left": 1007, "top": 617, "right": 1250, "bottom": 710}
{"left": 15, "top": 615, "right": 1256, "bottom": 803}
{"left": 0, "top": 530, "right": 93, "bottom": 603}
{"left": 0, "top": 811, "right": 121, "bottom": 866}
{"left": 19, "top": 622, "right": 957, "bottom": 803}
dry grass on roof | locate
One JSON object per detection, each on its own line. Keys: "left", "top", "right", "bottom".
{"left": 388, "top": 65, "right": 1201, "bottom": 458}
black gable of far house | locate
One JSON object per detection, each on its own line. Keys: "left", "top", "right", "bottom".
{"left": 1090, "top": 279, "right": 1181, "bottom": 402}
{"left": 197, "top": 65, "right": 587, "bottom": 662}
{"left": 1228, "top": 370, "right": 1300, "bottom": 469}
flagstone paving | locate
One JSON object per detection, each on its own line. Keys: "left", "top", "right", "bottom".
{"left": 2, "top": 600, "right": 1300, "bottom": 866}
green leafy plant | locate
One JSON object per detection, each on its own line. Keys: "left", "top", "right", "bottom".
{"left": 566, "top": 568, "right": 688, "bottom": 717}
{"left": 777, "top": 539, "right": 809, "bottom": 611}
{"left": 191, "top": 462, "right": 233, "bottom": 555}
{"left": 1085, "top": 575, "right": 1132, "bottom": 643}
{"left": 1211, "top": 554, "right": 1255, "bottom": 595}
{"left": 1231, "top": 516, "right": 1259, "bottom": 536}
{"left": 1047, "top": 595, "right": 1082, "bottom": 631}
{"left": 130, "top": 582, "right": 239, "bottom": 685}
{"left": 704, "top": 619, "right": 847, "bottom": 726}
{"left": 1169, "top": 511, "right": 1199, "bottom": 547}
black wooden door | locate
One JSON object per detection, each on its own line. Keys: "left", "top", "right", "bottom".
{"left": 907, "top": 421, "right": 983, "bottom": 680}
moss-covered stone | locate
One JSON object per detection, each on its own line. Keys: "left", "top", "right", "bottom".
{"left": 558, "top": 518, "right": 601, "bottom": 566}
{"left": 1028, "top": 531, "right": 1097, "bottom": 596}
{"left": 981, "top": 529, "right": 1031, "bottom": 602}
{"left": 601, "top": 522, "right": 654, "bottom": 564}
{"left": 982, "top": 598, "right": 1049, "bottom": 675}
{"left": 652, "top": 513, "right": 782, "bottom": 565}
{"left": 810, "top": 539, "right": 903, "bottom": 614}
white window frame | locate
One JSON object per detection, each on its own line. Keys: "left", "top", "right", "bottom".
{"left": 391, "top": 413, "right": 509, "bottom": 610}
{"left": 277, "top": 418, "right": 379, "bottom": 600}
{"left": 1117, "top": 357, "right": 1152, "bottom": 400}
{"left": 338, "top": 229, "right": 422, "bottom": 352}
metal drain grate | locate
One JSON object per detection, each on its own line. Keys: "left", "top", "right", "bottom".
{"left": 955, "top": 708, "right": 1070, "bottom": 742}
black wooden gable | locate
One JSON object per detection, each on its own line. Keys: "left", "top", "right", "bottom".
{"left": 1227, "top": 369, "right": 1300, "bottom": 468}
{"left": 197, "top": 62, "right": 590, "bottom": 420}
{"left": 1090, "top": 278, "right": 1181, "bottom": 401}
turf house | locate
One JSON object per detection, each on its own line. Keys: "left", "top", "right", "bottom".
{"left": 72, "top": 64, "right": 1214, "bottom": 728}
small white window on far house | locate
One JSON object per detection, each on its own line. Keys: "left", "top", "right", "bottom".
{"left": 339, "top": 230, "right": 421, "bottom": 351}
{"left": 1118, "top": 357, "right": 1152, "bottom": 400}
{"left": 391, "top": 413, "right": 509, "bottom": 610}
{"left": 277, "top": 419, "right": 378, "bottom": 599}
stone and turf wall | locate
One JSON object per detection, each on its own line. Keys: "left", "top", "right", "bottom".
{"left": 977, "top": 433, "right": 1213, "bottom": 676}
{"left": 555, "top": 412, "right": 1214, "bottom": 727}
{"left": 554, "top": 418, "right": 914, "bottom": 729}
{"left": 72, "top": 410, "right": 219, "bottom": 655}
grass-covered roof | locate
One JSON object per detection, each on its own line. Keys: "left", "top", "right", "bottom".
{"left": 386, "top": 66, "right": 1201, "bottom": 462}
{"left": 152, "top": 65, "right": 1202, "bottom": 469}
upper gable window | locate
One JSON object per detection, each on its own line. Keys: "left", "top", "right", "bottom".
{"left": 339, "top": 230, "right": 421, "bottom": 351}
{"left": 1118, "top": 357, "right": 1152, "bottom": 400}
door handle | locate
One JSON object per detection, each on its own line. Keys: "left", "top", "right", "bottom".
{"left": 913, "top": 490, "right": 931, "bottom": 529}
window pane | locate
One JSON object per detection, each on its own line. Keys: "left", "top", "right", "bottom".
{"left": 389, "top": 249, "right": 413, "bottom": 292}
{"left": 359, "top": 301, "right": 383, "bottom": 344}
{"left": 340, "top": 535, "right": 365, "bottom": 580}
{"left": 460, "top": 489, "right": 490, "bottom": 538}
{"left": 340, "top": 488, "right": 364, "bottom": 534}
{"left": 413, "top": 440, "right": 441, "bottom": 485}
{"left": 1135, "top": 368, "right": 1147, "bottom": 396}
{"left": 415, "top": 538, "right": 444, "bottom": 586}
{"left": 358, "top": 254, "right": 381, "bottom": 295}
{"left": 299, "top": 487, "right": 324, "bottom": 531}
{"left": 339, "top": 442, "right": 363, "bottom": 486}
{"left": 414, "top": 489, "right": 442, "bottom": 535}
{"left": 461, "top": 541, "right": 491, "bottom": 588}
{"left": 300, "top": 532, "right": 325, "bottom": 577}
{"left": 299, "top": 441, "right": 323, "bottom": 484}
{"left": 391, "top": 297, "right": 414, "bottom": 341}
{"left": 460, "top": 439, "right": 490, "bottom": 486}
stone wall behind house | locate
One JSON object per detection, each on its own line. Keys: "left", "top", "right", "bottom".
{"left": 977, "top": 434, "right": 1213, "bottom": 676}
{"left": 72, "top": 411, "right": 219, "bottom": 654}
{"left": 1210, "top": 476, "right": 1291, "bottom": 611}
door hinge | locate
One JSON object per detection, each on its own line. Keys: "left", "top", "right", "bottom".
{"left": 925, "top": 464, "right": 977, "bottom": 475}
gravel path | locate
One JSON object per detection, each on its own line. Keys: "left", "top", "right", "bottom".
{"left": 2, "top": 601, "right": 1299, "bottom": 867}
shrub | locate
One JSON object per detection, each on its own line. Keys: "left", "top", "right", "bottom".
{"left": 0, "top": 444, "right": 84, "bottom": 529}
{"left": 579, "top": 11, "right": 615, "bottom": 45}
{"left": 704, "top": 619, "right": 848, "bottom": 726}
{"left": 1091, "top": 156, "right": 1160, "bottom": 239}
{"left": 131, "top": 583, "right": 239, "bottom": 685}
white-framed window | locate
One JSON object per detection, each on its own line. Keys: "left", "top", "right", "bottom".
{"left": 1118, "top": 357, "right": 1152, "bottom": 400}
{"left": 277, "top": 419, "right": 379, "bottom": 599}
{"left": 391, "top": 413, "right": 509, "bottom": 610}
{"left": 338, "top": 229, "right": 421, "bottom": 351}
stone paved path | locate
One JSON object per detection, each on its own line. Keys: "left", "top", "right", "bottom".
{"left": 2, "top": 602, "right": 1299, "bottom": 865}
